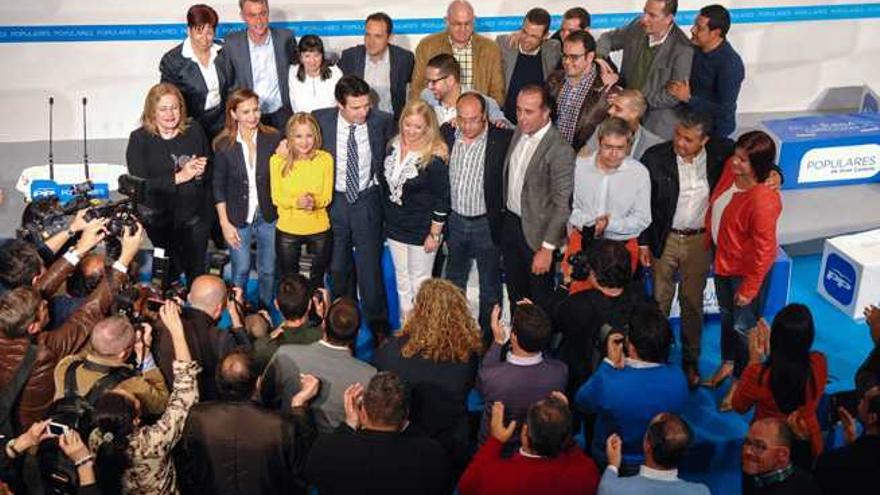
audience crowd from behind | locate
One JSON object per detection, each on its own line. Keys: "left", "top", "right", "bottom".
{"left": 2, "top": 1, "right": 880, "bottom": 495}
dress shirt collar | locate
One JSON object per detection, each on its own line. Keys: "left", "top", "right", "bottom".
{"left": 506, "top": 351, "right": 544, "bottom": 366}
{"left": 367, "top": 46, "right": 390, "bottom": 65}
{"left": 236, "top": 129, "right": 256, "bottom": 148}
{"left": 648, "top": 23, "right": 674, "bottom": 47}
{"left": 519, "top": 43, "right": 541, "bottom": 56}
{"left": 639, "top": 465, "right": 680, "bottom": 481}
{"left": 449, "top": 36, "right": 473, "bottom": 51}
{"left": 248, "top": 30, "right": 272, "bottom": 48}
{"left": 522, "top": 120, "right": 552, "bottom": 142}
{"left": 455, "top": 127, "right": 488, "bottom": 146}
{"left": 625, "top": 357, "right": 660, "bottom": 369}
{"left": 339, "top": 112, "right": 366, "bottom": 130}
{"left": 182, "top": 37, "right": 221, "bottom": 65}
{"left": 518, "top": 447, "right": 544, "bottom": 459}
{"left": 677, "top": 147, "right": 707, "bottom": 167}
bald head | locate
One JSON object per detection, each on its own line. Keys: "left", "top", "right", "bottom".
{"left": 644, "top": 412, "right": 692, "bottom": 469}
{"left": 90, "top": 315, "right": 135, "bottom": 358}
{"left": 446, "top": 1, "right": 475, "bottom": 46}
{"left": 188, "top": 275, "right": 227, "bottom": 316}
{"left": 217, "top": 349, "right": 258, "bottom": 401}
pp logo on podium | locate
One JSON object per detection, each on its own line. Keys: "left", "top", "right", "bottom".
{"left": 823, "top": 253, "right": 856, "bottom": 306}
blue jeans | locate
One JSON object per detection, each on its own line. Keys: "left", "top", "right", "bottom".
{"left": 715, "top": 274, "right": 771, "bottom": 378}
{"left": 445, "top": 213, "right": 502, "bottom": 339}
{"left": 230, "top": 213, "right": 276, "bottom": 310}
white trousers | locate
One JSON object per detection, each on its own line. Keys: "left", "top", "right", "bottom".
{"left": 387, "top": 238, "right": 437, "bottom": 326}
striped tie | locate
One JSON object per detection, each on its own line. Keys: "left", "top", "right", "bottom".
{"left": 345, "top": 124, "right": 360, "bottom": 204}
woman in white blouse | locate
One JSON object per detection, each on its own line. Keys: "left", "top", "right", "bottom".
{"left": 288, "top": 35, "right": 343, "bottom": 113}
{"left": 159, "top": 4, "right": 230, "bottom": 140}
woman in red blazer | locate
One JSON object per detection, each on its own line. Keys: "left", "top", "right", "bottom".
{"left": 703, "top": 130, "right": 782, "bottom": 410}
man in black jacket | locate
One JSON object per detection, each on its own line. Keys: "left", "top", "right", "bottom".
{"left": 338, "top": 12, "right": 414, "bottom": 122}
{"left": 177, "top": 349, "right": 319, "bottom": 495}
{"left": 638, "top": 111, "right": 733, "bottom": 387}
{"left": 441, "top": 92, "right": 512, "bottom": 338}
{"left": 305, "top": 372, "right": 449, "bottom": 495}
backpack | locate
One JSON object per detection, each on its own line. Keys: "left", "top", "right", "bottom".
{"left": 38, "top": 359, "right": 135, "bottom": 495}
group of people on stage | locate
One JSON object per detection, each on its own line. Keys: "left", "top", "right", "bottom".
{"left": 3, "top": 1, "right": 878, "bottom": 494}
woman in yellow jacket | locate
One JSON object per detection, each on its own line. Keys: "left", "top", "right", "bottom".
{"left": 270, "top": 112, "right": 334, "bottom": 289}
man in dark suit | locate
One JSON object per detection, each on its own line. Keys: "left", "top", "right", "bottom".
{"left": 313, "top": 75, "right": 395, "bottom": 342}
{"left": 501, "top": 85, "right": 575, "bottom": 314}
{"left": 638, "top": 112, "right": 733, "bottom": 387}
{"left": 223, "top": 0, "right": 297, "bottom": 130}
{"left": 440, "top": 92, "right": 512, "bottom": 338}
{"left": 338, "top": 12, "right": 414, "bottom": 123}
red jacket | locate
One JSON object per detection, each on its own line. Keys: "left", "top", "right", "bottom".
{"left": 705, "top": 157, "right": 782, "bottom": 301}
{"left": 732, "top": 352, "right": 827, "bottom": 458}
{"left": 458, "top": 437, "right": 599, "bottom": 495}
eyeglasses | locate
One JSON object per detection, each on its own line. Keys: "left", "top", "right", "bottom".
{"left": 426, "top": 74, "right": 450, "bottom": 86}
{"left": 743, "top": 437, "right": 769, "bottom": 454}
{"left": 561, "top": 52, "right": 586, "bottom": 61}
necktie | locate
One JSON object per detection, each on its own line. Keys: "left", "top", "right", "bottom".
{"left": 345, "top": 124, "right": 360, "bottom": 204}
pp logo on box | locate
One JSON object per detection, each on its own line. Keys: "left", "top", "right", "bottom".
{"left": 823, "top": 253, "right": 856, "bottom": 306}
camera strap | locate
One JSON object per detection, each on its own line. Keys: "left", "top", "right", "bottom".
{"left": 63, "top": 359, "right": 136, "bottom": 405}
{"left": 0, "top": 342, "right": 39, "bottom": 437}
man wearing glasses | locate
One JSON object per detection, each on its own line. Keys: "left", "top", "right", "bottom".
{"left": 564, "top": 117, "right": 651, "bottom": 293}
{"left": 547, "top": 30, "right": 620, "bottom": 152}
{"left": 419, "top": 54, "right": 508, "bottom": 127}
{"left": 410, "top": 1, "right": 505, "bottom": 104}
{"left": 742, "top": 418, "right": 821, "bottom": 494}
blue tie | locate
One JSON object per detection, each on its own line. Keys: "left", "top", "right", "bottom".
{"left": 345, "top": 124, "right": 360, "bottom": 204}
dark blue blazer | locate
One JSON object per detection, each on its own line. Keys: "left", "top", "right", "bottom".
{"left": 338, "top": 44, "right": 414, "bottom": 122}
{"left": 440, "top": 124, "right": 512, "bottom": 245}
{"left": 159, "top": 43, "right": 232, "bottom": 139}
{"left": 212, "top": 129, "right": 282, "bottom": 226}
{"left": 313, "top": 107, "right": 395, "bottom": 189}
{"left": 223, "top": 28, "right": 297, "bottom": 112}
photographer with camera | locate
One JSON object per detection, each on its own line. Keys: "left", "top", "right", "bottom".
{"left": 153, "top": 274, "right": 249, "bottom": 402}
{"left": 126, "top": 82, "right": 212, "bottom": 289}
{"left": 564, "top": 116, "right": 651, "bottom": 295}
{"left": 0, "top": 220, "right": 143, "bottom": 434}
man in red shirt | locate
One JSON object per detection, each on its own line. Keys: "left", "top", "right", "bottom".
{"left": 459, "top": 393, "right": 600, "bottom": 495}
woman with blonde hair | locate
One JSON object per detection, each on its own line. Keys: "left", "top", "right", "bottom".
{"left": 374, "top": 277, "right": 483, "bottom": 478}
{"left": 381, "top": 99, "right": 450, "bottom": 324}
{"left": 270, "top": 112, "right": 334, "bottom": 289}
{"left": 126, "top": 82, "right": 211, "bottom": 288}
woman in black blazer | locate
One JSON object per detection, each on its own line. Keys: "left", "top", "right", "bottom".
{"left": 159, "top": 4, "right": 230, "bottom": 140}
{"left": 126, "top": 83, "right": 211, "bottom": 288}
{"left": 213, "top": 89, "right": 281, "bottom": 310}
{"left": 381, "top": 99, "right": 450, "bottom": 326}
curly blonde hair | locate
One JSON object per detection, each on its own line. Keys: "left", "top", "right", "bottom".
{"left": 400, "top": 278, "right": 483, "bottom": 363}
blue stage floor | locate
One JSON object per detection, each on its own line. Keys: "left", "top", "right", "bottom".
{"left": 677, "top": 254, "right": 874, "bottom": 494}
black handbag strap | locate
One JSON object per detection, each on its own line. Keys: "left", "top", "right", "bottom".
{"left": 64, "top": 359, "right": 135, "bottom": 405}
{"left": 0, "top": 342, "right": 39, "bottom": 435}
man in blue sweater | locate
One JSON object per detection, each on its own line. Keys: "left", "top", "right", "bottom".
{"left": 668, "top": 4, "right": 744, "bottom": 138}
{"left": 598, "top": 413, "right": 710, "bottom": 495}
{"left": 575, "top": 304, "right": 688, "bottom": 470}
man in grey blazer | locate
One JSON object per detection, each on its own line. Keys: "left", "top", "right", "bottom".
{"left": 224, "top": 0, "right": 297, "bottom": 130}
{"left": 596, "top": 0, "right": 693, "bottom": 140}
{"left": 500, "top": 85, "right": 575, "bottom": 314}
{"left": 496, "top": 8, "right": 561, "bottom": 124}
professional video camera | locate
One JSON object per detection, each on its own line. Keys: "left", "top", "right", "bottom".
{"left": 17, "top": 181, "right": 95, "bottom": 243}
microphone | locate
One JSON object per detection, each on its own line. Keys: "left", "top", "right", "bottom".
{"left": 81, "top": 97, "right": 90, "bottom": 180}
{"left": 48, "top": 97, "right": 55, "bottom": 180}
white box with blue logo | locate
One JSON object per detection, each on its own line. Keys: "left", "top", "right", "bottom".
{"left": 817, "top": 229, "right": 880, "bottom": 319}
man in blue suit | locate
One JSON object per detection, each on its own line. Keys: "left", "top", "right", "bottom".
{"left": 223, "top": 0, "right": 297, "bottom": 130}
{"left": 313, "top": 75, "right": 395, "bottom": 343}
{"left": 338, "top": 12, "right": 414, "bottom": 123}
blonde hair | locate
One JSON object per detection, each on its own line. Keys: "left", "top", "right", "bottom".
{"left": 400, "top": 278, "right": 483, "bottom": 363}
{"left": 396, "top": 99, "right": 449, "bottom": 167}
{"left": 282, "top": 112, "right": 323, "bottom": 176}
{"left": 140, "top": 83, "right": 190, "bottom": 136}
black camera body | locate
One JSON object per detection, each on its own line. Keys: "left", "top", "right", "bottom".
{"left": 569, "top": 224, "right": 597, "bottom": 282}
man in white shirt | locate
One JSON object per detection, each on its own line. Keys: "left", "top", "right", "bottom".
{"left": 224, "top": 0, "right": 297, "bottom": 130}
{"left": 566, "top": 116, "right": 650, "bottom": 293}
{"left": 339, "top": 12, "right": 415, "bottom": 122}
{"left": 500, "top": 85, "right": 574, "bottom": 314}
